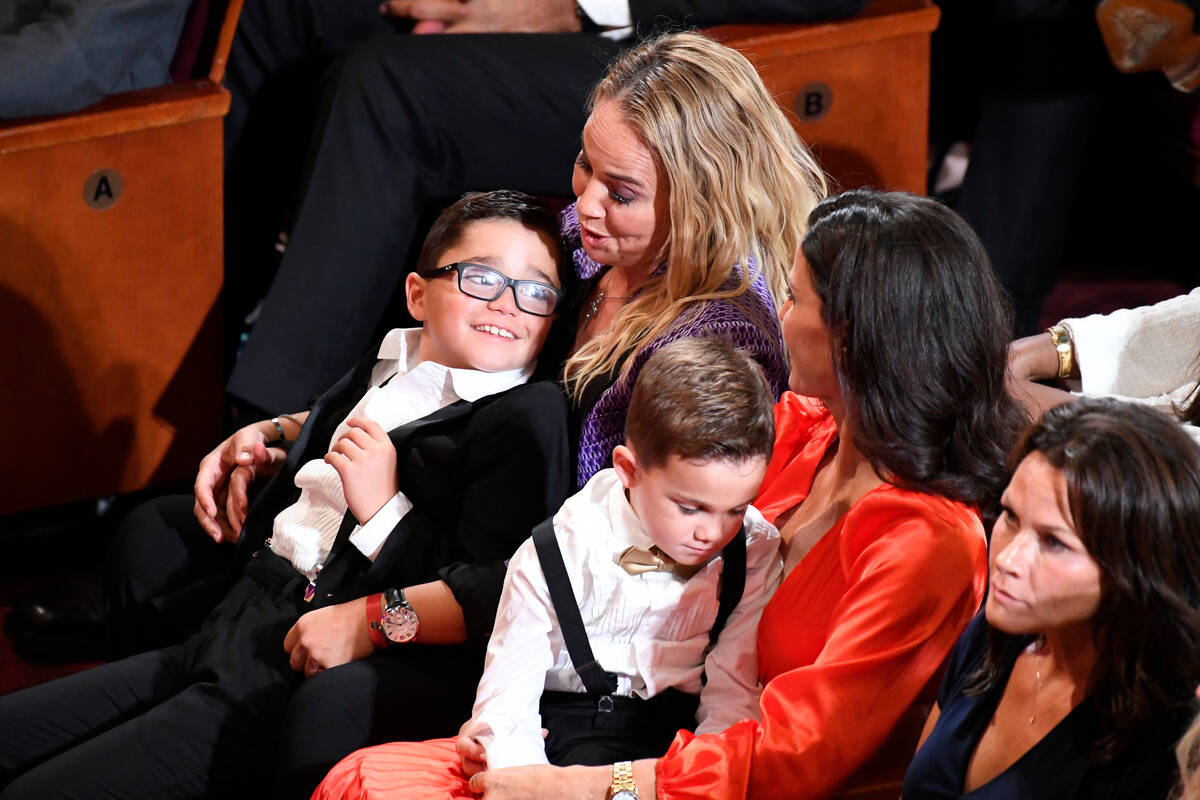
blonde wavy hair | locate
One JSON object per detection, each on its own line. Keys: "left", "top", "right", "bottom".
{"left": 1178, "top": 712, "right": 1200, "bottom": 800}
{"left": 563, "top": 30, "right": 827, "bottom": 398}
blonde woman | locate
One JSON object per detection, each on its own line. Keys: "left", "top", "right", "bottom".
{"left": 561, "top": 30, "right": 826, "bottom": 484}
{"left": 268, "top": 29, "right": 826, "bottom": 792}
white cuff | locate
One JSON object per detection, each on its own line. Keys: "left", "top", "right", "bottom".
{"left": 478, "top": 728, "right": 551, "bottom": 770}
{"left": 349, "top": 492, "right": 413, "bottom": 561}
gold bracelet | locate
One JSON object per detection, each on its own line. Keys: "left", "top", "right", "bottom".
{"left": 1046, "top": 324, "right": 1074, "bottom": 380}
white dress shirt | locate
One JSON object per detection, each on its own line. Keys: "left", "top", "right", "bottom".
{"left": 1062, "top": 286, "right": 1200, "bottom": 443}
{"left": 472, "top": 468, "right": 783, "bottom": 769}
{"left": 268, "top": 327, "right": 532, "bottom": 579}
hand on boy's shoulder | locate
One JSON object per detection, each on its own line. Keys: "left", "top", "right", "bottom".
{"left": 325, "top": 417, "right": 399, "bottom": 524}
{"left": 194, "top": 427, "right": 288, "bottom": 543}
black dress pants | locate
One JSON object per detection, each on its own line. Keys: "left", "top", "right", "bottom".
{"left": 538, "top": 688, "right": 700, "bottom": 766}
{"left": 226, "top": 31, "right": 623, "bottom": 413}
{"left": 0, "top": 563, "right": 306, "bottom": 799}
{"left": 103, "top": 494, "right": 238, "bottom": 656}
{"left": 1, "top": 552, "right": 486, "bottom": 799}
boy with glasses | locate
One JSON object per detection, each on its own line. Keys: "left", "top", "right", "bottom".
{"left": 0, "top": 190, "right": 572, "bottom": 798}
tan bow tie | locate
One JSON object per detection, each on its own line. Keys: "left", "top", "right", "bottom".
{"left": 616, "top": 545, "right": 704, "bottom": 579}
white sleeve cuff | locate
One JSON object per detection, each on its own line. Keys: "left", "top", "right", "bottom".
{"left": 479, "top": 729, "right": 552, "bottom": 770}
{"left": 349, "top": 492, "right": 413, "bottom": 561}
{"left": 577, "top": 0, "right": 631, "bottom": 28}
{"left": 1063, "top": 287, "right": 1200, "bottom": 399}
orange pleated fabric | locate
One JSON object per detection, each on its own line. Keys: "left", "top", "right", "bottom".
{"left": 654, "top": 394, "right": 988, "bottom": 799}
{"left": 313, "top": 737, "right": 472, "bottom": 800}
{"left": 312, "top": 394, "right": 988, "bottom": 800}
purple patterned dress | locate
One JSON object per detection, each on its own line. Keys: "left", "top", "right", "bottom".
{"left": 560, "top": 203, "right": 791, "bottom": 486}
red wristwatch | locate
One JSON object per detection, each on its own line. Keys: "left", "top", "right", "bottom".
{"left": 366, "top": 588, "right": 420, "bottom": 648}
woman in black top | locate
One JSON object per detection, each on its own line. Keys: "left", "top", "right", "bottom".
{"left": 904, "top": 398, "right": 1200, "bottom": 799}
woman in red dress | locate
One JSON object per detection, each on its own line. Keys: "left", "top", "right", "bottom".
{"left": 314, "top": 189, "right": 1028, "bottom": 800}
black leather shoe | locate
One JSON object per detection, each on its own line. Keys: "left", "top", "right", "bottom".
{"left": 5, "top": 578, "right": 108, "bottom": 663}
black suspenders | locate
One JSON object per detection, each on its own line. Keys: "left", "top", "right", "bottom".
{"left": 532, "top": 518, "right": 618, "bottom": 698}
{"left": 530, "top": 517, "right": 748, "bottom": 708}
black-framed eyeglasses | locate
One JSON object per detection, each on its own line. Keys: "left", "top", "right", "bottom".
{"left": 430, "top": 262, "right": 563, "bottom": 317}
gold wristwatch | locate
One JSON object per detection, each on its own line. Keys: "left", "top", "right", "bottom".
{"left": 607, "top": 761, "right": 638, "bottom": 800}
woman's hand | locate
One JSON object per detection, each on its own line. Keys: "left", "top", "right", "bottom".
{"left": 1006, "top": 333, "right": 1074, "bottom": 419}
{"left": 467, "top": 764, "right": 610, "bottom": 799}
{"left": 283, "top": 596, "right": 375, "bottom": 678}
{"left": 194, "top": 422, "right": 290, "bottom": 542}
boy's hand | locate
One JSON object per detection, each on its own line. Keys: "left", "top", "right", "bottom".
{"left": 283, "top": 597, "right": 375, "bottom": 677}
{"left": 456, "top": 718, "right": 489, "bottom": 777}
{"left": 194, "top": 425, "right": 287, "bottom": 543}
{"left": 325, "top": 418, "right": 398, "bottom": 524}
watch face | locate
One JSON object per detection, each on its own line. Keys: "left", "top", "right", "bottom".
{"left": 381, "top": 606, "right": 419, "bottom": 643}
{"left": 611, "top": 791, "right": 638, "bottom": 800}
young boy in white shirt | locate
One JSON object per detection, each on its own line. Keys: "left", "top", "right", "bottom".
{"left": 312, "top": 336, "right": 783, "bottom": 799}
{"left": 0, "top": 190, "right": 574, "bottom": 799}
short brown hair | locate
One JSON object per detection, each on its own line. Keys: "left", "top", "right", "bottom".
{"left": 625, "top": 337, "right": 775, "bottom": 469}
{"left": 414, "top": 189, "right": 568, "bottom": 281}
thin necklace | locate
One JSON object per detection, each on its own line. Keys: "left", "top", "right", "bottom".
{"left": 1027, "top": 636, "right": 1045, "bottom": 725}
{"left": 581, "top": 289, "right": 628, "bottom": 327}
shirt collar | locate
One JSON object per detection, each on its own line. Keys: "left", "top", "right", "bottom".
{"left": 376, "top": 327, "right": 533, "bottom": 402}
{"left": 594, "top": 469, "right": 657, "bottom": 552}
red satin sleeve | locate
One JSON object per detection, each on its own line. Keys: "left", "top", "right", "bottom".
{"left": 655, "top": 491, "right": 987, "bottom": 800}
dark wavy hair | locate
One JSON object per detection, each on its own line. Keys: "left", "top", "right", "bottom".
{"left": 800, "top": 189, "right": 1026, "bottom": 515}
{"left": 973, "top": 398, "right": 1200, "bottom": 759}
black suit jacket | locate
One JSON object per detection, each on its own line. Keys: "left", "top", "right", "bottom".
{"left": 237, "top": 351, "right": 571, "bottom": 646}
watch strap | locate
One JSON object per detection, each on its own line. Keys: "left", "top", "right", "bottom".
{"left": 365, "top": 592, "right": 389, "bottom": 648}
{"left": 608, "top": 761, "right": 637, "bottom": 799}
{"left": 383, "top": 587, "right": 407, "bottom": 610}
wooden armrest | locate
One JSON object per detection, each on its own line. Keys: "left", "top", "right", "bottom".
{"left": 0, "top": 81, "right": 230, "bottom": 154}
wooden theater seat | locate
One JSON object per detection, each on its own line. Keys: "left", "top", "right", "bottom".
{"left": 0, "top": 1, "right": 244, "bottom": 515}
{"left": 708, "top": 0, "right": 940, "bottom": 194}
